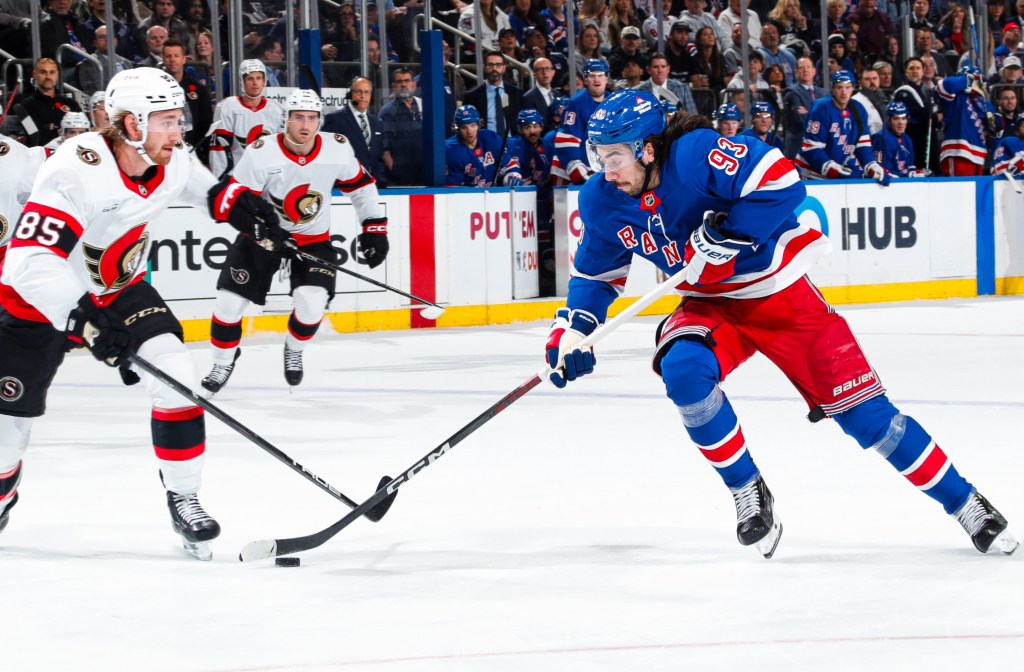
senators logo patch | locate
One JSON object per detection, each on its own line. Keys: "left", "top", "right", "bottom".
{"left": 0, "top": 376, "right": 24, "bottom": 403}
{"left": 0, "top": 142, "right": 9, "bottom": 157}
{"left": 333, "top": 133, "right": 347, "bottom": 143}
{"left": 240, "top": 125, "right": 270, "bottom": 147}
{"left": 0, "top": 215, "right": 7, "bottom": 243}
{"left": 82, "top": 224, "right": 149, "bottom": 290}
{"left": 230, "top": 267, "right": 250, "bottom": 284}
{"left": 271, "top": 184, "right": 323, "bottom": 224}
{"left": 251, "top": 138, "right": 265, "bottom": 150}
{"left": 77, "top": 146, "right": 101, "bottom": 165}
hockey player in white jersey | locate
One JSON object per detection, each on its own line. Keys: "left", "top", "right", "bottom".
{"left": 41, "top": 112, "right": 92, "bottom": 154}
{"left": 0, "top": 134, "right": 46, "bottom": 266}
{"left": 0, "top": 68, "right": 280, "bottom": 559}
{"left": 202, "top": 89, "right": 390, "bottom": 393}
{"left": 208, "top": 59, "right": 285, "bottom": 179}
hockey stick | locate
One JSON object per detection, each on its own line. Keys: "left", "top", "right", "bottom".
{"left": 1004, "top": 170, "right": 1023, "bottom": 194}
{"left": 188, "top": 119, "right": 222, "bottom": 155}
{"left": 238, "top": 265, "right": 690, "bottom": 561}
{"left": 80, "top": 338, "right": 397, "bottom": 522}
{"left": 284, "top": 240, "right": 446, "bottom": 319}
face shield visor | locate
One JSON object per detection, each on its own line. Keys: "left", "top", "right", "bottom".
{"left": 585, "top": 140, "right": 640, "bottom": 173}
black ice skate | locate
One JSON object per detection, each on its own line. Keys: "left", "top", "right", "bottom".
{"left": 730, "top": 475, "right": 783, "bottom": 559}
{"left": 283, "top": 345, "right": 303, "bottom": 386}
{"left": 0, "top": 492, "right": 18, "bottom": 535}
{"left": 954, "top": 490, "right": 1019, "bottom": 555}
{"left": 201, "top": 349, "right": 241, "bottom": 395}
{"left": 166, "top": 491, "right": 221, "bottom": 561}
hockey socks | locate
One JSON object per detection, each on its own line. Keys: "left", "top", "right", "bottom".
{"left": 677, "top": 387, "right": 759, "bottom": 489}
{"left": 152, "top": 407, "right": 206, "bottom": 493}
{"left": 834, "top": 397, "right": 973, "bottom": 514}
{"left": 285, "top": 310, "right": 321, "bottom": 352}
{"left": 210, "top": 315, "right": 242, "bottom": 364}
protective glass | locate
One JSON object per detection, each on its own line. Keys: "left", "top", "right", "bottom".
{"left": 586, "top": 140, "right": 636, "bottom": 173}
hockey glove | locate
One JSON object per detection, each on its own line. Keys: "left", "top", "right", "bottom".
{"left": 683, "top": 211, "right": 754, "bottom": 287}
{"left": 545, "top": 307, "right": 598, "bottom": 388}
{"left": 821, "top": 160, "right": 852, "bottom": 179}
{"left": 66, "top": 294, "right": 133, "bottom": 367}
{"left": 566, "top": 160, "right": 593, "bottom": 185}
{"left": 907, "top": 168, "right": 931, "bottom": 178}
{"left": 863, "top": 161, "right": 891, "bottom": 186}
{"left": 207, "top": 176, "right": 282, "bottom": 242}
{"left": 504, "top": 174, "right": 524, "bottom": 187}
{"left": 359, "top": 217, "right": 390, "bottom": 269}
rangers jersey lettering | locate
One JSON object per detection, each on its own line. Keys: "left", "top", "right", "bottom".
{"left": 569, "top": 129, "right": 829, "bottom": 320}
{"left": 991, "top": 135, "right": 1024, "bottom": 174}
{"left": 444, "top": 128, "right": 504, "bottom": 187}
{"left": 228, "top": 132, "right": 383, "bottom": 243}
{"left": 871, "top": 129, "right": 917, "bottom": 176}
{"left": 0, "top": 135, "right": 46, "bottom": 264}
{"left": 0, "top": 132, "right": 216, "bottom": 327}
{"left": 796, "top": 97, "right": 874, "bottom": 178}
{"left": 936, "top": 75, "right": 994, "bottom": 166}
{"left": 208, "top": 96, "right": 285, "bottom": 178}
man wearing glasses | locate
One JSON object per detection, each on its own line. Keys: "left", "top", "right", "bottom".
{"left": 464, "top": 52, "right": 524, "bottom": 138}
{"left": 379, "top": 67, "right": 424, "bottom": 185}
{"left": 524, "top": 58, "right": 558, "bottom": 132}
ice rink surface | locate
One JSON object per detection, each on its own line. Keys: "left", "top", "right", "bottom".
{"left": 2, "top": 296, "right": 1022, "bottom": 671}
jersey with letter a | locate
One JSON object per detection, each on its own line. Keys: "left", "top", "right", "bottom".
{"left": 569, "top": 129, "right": 830, "bottom": 321}
{"left": 444, "top": 128, "right": 504, "bottom": 186}
{"left": 209, "top": 96, "right": 285, "bottom": 178}
{"left": 0, "top": 135, "right": 46, "bottom": 263}
{"left": 229, "top": 132, "right": 383, "bottom": 244}
{"left": 1, "top": 132, "right": 216, "bottom": 328}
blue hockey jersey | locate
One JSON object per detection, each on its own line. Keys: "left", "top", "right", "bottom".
{"left": 871, "top": 129, "right": 917, "bottom": 176}
{"left": 936, "top": 74, "right": 994, "bottom": 166}
{"left": 553, "top": 90, "right": 605, "bottom": 177}
{"left": 444, "top": 128, "right": 504, "bottom": 187}
{"left": 500, "top": 136, "right": 552, "bottom": 189}
{"left": 795, "top": 97, "right": 875, "bottom": 178}
{"left": 991, "top": 135, "right": 1024, "bottom": 174}
{"left": 568, "top": 129, "right": 831, "bottom": 321}
{"left": 738, "top": 128, "right": 784, "bottom": 151}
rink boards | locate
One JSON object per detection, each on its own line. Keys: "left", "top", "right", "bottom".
{"left": 145, "top": 177, "right": 1024, "bottom": 341}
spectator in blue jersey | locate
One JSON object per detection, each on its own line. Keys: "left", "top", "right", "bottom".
{"left": 991, "top": 114, "right": 1024, "bottom": 174}
{"left": 545, "top": 88, "right": 1019, "bottom": 559}
{"left": 714, "top": 103, "right": 743, "bottom": 137}
{"left": 554, "top": 59, "right": 610, "bottom": 184}
{"left": 539, "top": 0, "right": 577, "bottom": 54}
{"left": 796, "top": 69, "right": 888, "bottom": 182}
{"left": 871, "top": 101, "right": 927, "bottom": 177}
{"left": 740, "top": 101, "right": 784, "bottom": 150}
{"left": 444, "top": 105, "right": 504, "bottom": 187}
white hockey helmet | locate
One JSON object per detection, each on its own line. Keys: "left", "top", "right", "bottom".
{"left": 88, "top": 90, "right": 106, "bottom": 111}
{"left": 60, "top": 112, "right": 91, "bottom": 136}
{"left": 239, "top": 59, "right": 267, "bottom": 77}
{"left": 284, "top": 88, "right": 324, "bottom": 130}
{"left": 104, "top": 67, "right": 185, "bottom": 163}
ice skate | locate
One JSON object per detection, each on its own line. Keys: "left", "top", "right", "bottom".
{"left": 283, "top": 345, "right": 303, "bottom": 386}
{"left": 954, "top": 490, "right": 1019, "bottom": 555}
{"left": 166, "top": 491, "right": 221, "bottom": 561}
{"left": 0, "top": 492, "right": 18, "bottom": 535}
{"left": 731, "top": 475, "right": 783, "bottom": 559}
{"left": 201, "top": 349, "right": 241, "bottom": 395}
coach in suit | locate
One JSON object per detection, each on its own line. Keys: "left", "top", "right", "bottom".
{"left": 781, "top": 56, "right": 829, "bottom": 160}
{"left": 323, "top": 76, "right": 387, "bottom": 186}
{"left": 462, "top": 51, "right": 524, "bottom": 137}
{"left": 522, "top": 57, "right": 558, "bottom": 131}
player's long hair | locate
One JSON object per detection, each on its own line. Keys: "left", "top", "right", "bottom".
{"left": 99, "top": 112, "right": 129, "bottom": 145}
{"left": 650, "top": 112, "right": 713, "bottom": 169}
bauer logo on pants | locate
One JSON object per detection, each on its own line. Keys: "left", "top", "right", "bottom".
{"left": 0, "top": 377, "right": 24, "bottom": 403}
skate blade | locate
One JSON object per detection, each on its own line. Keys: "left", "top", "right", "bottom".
{"left": 756, "top": 520, "right": 783, "bottom": 559}
{"left": 988, "top": 529, "right": 1020, "bottom": 555}
{"left": 182, "top": 538, "right": 213, "bottom": 561}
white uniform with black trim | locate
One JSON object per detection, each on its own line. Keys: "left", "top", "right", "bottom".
{"left": 227, "top": 132, "right": 383, "bottom": 244}
{"left": 0, "top": 136, "right": 46, "bottom": 262}
{"left": 0, "top": 132, "right": 216, "bottom": 328}
{"left": 208, "top": 96, "right": 285, "bottom": 178}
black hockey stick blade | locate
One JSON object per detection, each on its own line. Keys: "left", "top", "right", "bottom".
{"left": 365, "top": 475, "right": 399, "bottom": 522}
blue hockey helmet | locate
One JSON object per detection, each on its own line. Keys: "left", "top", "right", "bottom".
{"left": 586, "top": 89, "right": 666, "bottom": 170}
{"left": 886, "top": 101, "right": 909, "bottom": 118}
{"left": 831, "top": 69, "right": 855, "bottom": 86}
{"left": 958, "top": 63, "right": 982, "bottom": 78}
{"left": 454, "top": 104, "right": 480, "bottom": 127}
{"left": 715, "top": 103, "right": 742, "bottom": 121}
{"left": 549, "top": 96, "right": 569, "bottom": 118}
{"left": 516, "top": 108, "right": 544, "bottom": 128}
{"left": 751, "top": 100, "right": 774, "bottom": 117}
{"left": 583, "top": 59, "right": 609, "bottom": 77}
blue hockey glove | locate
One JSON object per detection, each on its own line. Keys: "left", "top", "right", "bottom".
{"left": 683, "top": 211, "right": 754, "bottom": 287}
{"left": 545, "top": 307, "right": 598, "bottom": 388}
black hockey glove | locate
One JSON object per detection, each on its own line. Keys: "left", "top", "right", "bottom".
{"left": 207, "top": 176, "right": 281, "bottom": 241}
{"left": 66, "top": 294, "right": 133, "bottom": 367}
{"left": 358, "top": 217, "right": 390, "bottom": 269}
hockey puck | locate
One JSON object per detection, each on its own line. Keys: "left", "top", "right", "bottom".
{"left": 275, "top": 556, "right": 301, "bottom": 567}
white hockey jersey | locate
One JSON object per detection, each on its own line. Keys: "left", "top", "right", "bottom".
{"left": 208, "top": 96, "right": 285, "bottom": 178}
{"left": 0, "top": 132, "right": 217, "bottom": 328}
{"left": 227, "top": 132, "right": 383, "bottom": 244}
{"left": 0, "top": 135, "right": 46, "bottom": 262}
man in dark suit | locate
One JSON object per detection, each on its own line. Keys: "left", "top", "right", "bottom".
{"left": 323, "top": 76, "right": 387, "bottom": 186}
{"left": 782, "top": 56, "right": 829, "bottom": 160}
{"left": 523, "top": 57, "right": 558, "bottom": 132}
{"left": 463, "top": 51, "right": 524, "bottom": 138}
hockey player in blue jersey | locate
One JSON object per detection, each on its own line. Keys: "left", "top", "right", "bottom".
{"left": 871, "top": 101, "right": 926, "bottom": 177}
{"left": 991, "top": 114, "right": 1024, "bottom": 174}
{"left": 541, "top": 96, "right": 568, "bottom": 168}
{"left": 937, "top": 65, "right": 996, "bottom": 177}
{"left": 796, "top": 70, "right": 888, "bottom": 183}
{"left": 553, "top": 59, "right": 609, "bottom": 184}
{"left": 738, "top": 101, "right": 784, "bottom": 150}
{"left": 444, "top": 105, "right": 504, "bottom": 187}
{"left": 544, "top": 88, "right": 1018, "bottom": 558}
{"left": 714, "top": 103, "right": 742, "bottom": 137}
